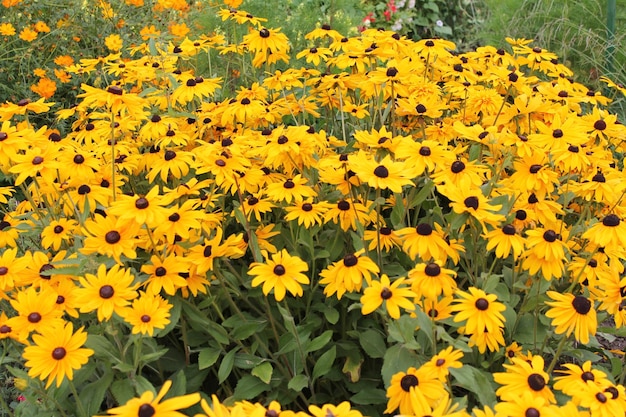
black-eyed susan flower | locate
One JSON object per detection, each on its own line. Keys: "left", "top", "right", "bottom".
{"left": 421, "top": 346, "right": 463, "bottom": 381}
{"left": 323, "top": 199, "right": 376, "bottom": 232}
{"left": 0, "top": 248, "right": 30, "bottom": 292}
{"left": 582, "top": 214, "right": 626, "bottom": 253}
{"left": 41, "top": 218, "right": 78, "bottom": 251}
{"left": 385, "top": 366, "right": 448, "bottom": 414}
{"left": 408, "top": 261, "right": 457, "bottom": 301}
{"left": 308, "top": 402, "right": 363, "bottom": 417}
{"left": 248, "top": 249, "right": 309, "bottom": 301}
{"left": 494, "top": 355, "right": 555, "bottom": 404}
{"left": 350, "top": 152, "right": 414, "bottom": 193}
{"left": 483, "top": 223, "right": 526, "bottom": 259}
{"left": 521, "top": 227, "right": 569, "bottom": 280}
{"left": 23, "top": 322, "right": 93, "bottom": 388}
{"left": 8, "top": 286, "right": 65, "bottom": 341}
{"left": 452, "top": 287, "right": 506, "bottom": 337}
{"left": 577, "top": 383, "right": 626, "bottom": 417}
{"left": 360, "top": 274, "right": 416, "bottom": 319}
{"left": 81, "top": 214, "right": 140, "bottom": 263}
{"left": 101, "top": 379, "right": 200, "bottom": 417}
{"left": 545, "top": 291, "right": 597, "bottom": 344}
{"left": 141, "top": 254, "right": 190, "bottom": 296}
{"left": 397, "top": 222, "right": 450, "bottom": 262}
{"left": 76, "top": 264, "right": 139, "bottom": 322}
{"left": 363, "top": 225, "right": 403, "bottom": 252}
{"left": 153, "top": 200, "right": 205, "bottom": 245}
{"left": 417, "top": 295, "right": 455, "bottom": 322}
{"left": 494, "top": 391, "right": 560, "bottom": 417}
{"left": 284, "top": 200, "right": 331, "bottom": 228}
{"left": 553, "top": 361, "right": 610, "bottom": 398}
{"left": 319, "top": 250, "right": 380, "bottom": 299}
{"left": 8, "top": 145, "right": 59, "bottom": 186}
{"left": 119, "top": 292, "right": 172, "bottom": 336}
{"left": 264, "top": 175, "right": 317, "bottom": 204}
{"left": 107, "top": 186, "right": 168, "bottom": 228}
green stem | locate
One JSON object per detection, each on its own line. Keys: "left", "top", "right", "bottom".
{"left": 546, "top": 334, "right": 569, "bottom": 374}
{"left": 68, "top": 379, "right": 87, "bottom": 417}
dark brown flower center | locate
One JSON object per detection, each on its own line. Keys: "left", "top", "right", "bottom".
{"left": 416, "top": 223, "right": 432, "bottom": 236}
{"left": 164, "top": 150, "right": 176, "bottom": 161}
{"left": 28, "top": 312, "right": 42, "bottom": 323}
{"left": 502, "top": 224, "right": 516, "bottom": 235}
{"left": 595, "top": 392, "right": 607, "bottom": 403}
{"left": 594, "top": 120, "right": 607, "bottom": 131}
{"left": 302, "top": 203, "right": 313, "bottom": 211}
{"left": 0, "top": 267, "right": 8, "bottom": 275}
{"left": 525, "top": 408, "right": 539, "bottom": 417}
{"left": 54, "top": 225, "right": 64, "bottom": 234}
{"left": 138, "top": 403, "right": 156, "bottom": 417}
{"left": 381, "top": 288, "right": 392, "bottom": 300}
{"left": 581, "top": 371, "right": 595, "bottom": 382}
{"left": 52, "top": 347, "right": 67, "bottom": 360}
{"left": 529, "top": 164, "right": 542, "bottom": 174}
{"left": 419, "top": 146, "right": 431, "bottom": 156}
{"left": 435, "top": 358, "right": 445, "bottom": 366}
{"left": 603, "top": 214, "right": 620, "bottom": 227}
{"left": 107, "top": 85, "right": 123, "bottom": 95}
{"left": 105, "top": 231, "right": 121, "bottom": 244}
{"left": 464, "top": 196, "right": 479, "bottom": 210}
{"left": 78, "top": 184, "right": 91, "bottom": 195}
{"left": 168, "top": 213, "right": 180, "bottom": 222}
{"left": 475, "top": 298, "right": 489, "bottom": 311}
{"left": 273, "top": 265, "right": 286, "bottom": 275}
{"left": 400, "top": 374, "right": 418, "bottom": 392}
{"left": 283, "top": 179, "right": 295, "bottom": 189}
{"left": 451, "top": 160, "right": 465, "bottom": 173}
{"left": 416, "top": 104, "right": 427, "bottom": 114}
{"left": 374, "top": 165, "right": 389, "bottom": 178}
{"left": 0, "top": 325, "right": 10, "bottom": 334}
{"left": 141, "top": 315, "right": 151, "bottom": 323}
{"left": 39, "top": 263, "right": 54, "bottom": 279}
{"left": 425, "top": 263, "right": 441, "bottom": 277}
{"left": 155, "top": 267, "right": 167, "bottom": 277}
{"left": 543, "top": 230, "right": 557, "bottom": 242}
{"left": 572, "top": 295, "right": 592, "bottom": 314}
{"left": 527, "top": 373, "right": 546, "bottom": 391}
{"left": 343, "top": 254, "right": 358, "bottom": 267}
{"left": 386, "top": 67, "right": 398, "bottom": 77}
{"left": 259, "top": 28, "right": 270, "bottom": 38}
{"left": 99, "top": 285, "right": 114, "bottom": 299}
{"left": 32, "top": 156, "right": 44, "bottom": 165}
{"left": 135, "top": 198, "right": 149, "bottom": 209}
{"left": 552, "top": 129, "right": 563, "bottom": 138}
{"left": 337, "top": 200, "right": 350, "bottom": 211}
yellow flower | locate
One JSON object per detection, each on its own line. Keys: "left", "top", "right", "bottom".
{"left": 169, "top": 22, "right": 190, "bottom": 38}
{"left": 76, "top": 264, "right": 139, "bottom": 321}
{"left": 23, "top": 322, "right": 93, "bottom": 388}
{"left": 30, "top": 77, "right": 57, "bottom": 99}
{"left": 101, "top": 380, "right": 200, "bottom": 417}
{"left": 34, "top": 21, "right": 50, "bottom": 33}
{"left": 545, "top": 291, "right": 597, "bottom": 344}
{"left": 119, "top": 292, "right": 173, "bottom": 336}
{"left": 248, "top": 249, "right": 309, "bottom": 301}
{"left": 104, "top": 34, "right": 123, "bottom": 51}
{"left": 0, "top": 22, "right": 16, "bottom": 36}
{"left": 360, "top": 274, "right": 416, "bottom": 319}
{"left": 19, "top": 27, "right": 38, "bottom": 42}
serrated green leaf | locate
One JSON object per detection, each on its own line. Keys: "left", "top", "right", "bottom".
{"left": 288, "top": 374, "right": 309, "bottom": 392}
{"left": 218, "top": 349, "right": 237, "bottom": 384}
{"left": 359, "top": 329, "right": 386, "bottom": 359}
{"left": 79, "top": 370, "right": 113, "bottom": 416}
{"left": 306, "top": 330, "right": 333, "bottom": 353}
{"left": 198, "top": 347, "right": 221, "bottom": 370}
{"left": 350, "top": 387, "right": 387, "bottom": 405}
{"left": 233, "top": 375, "right": 270, "bottom": 400}
{"left": 449, "top": 366, "right": 496, "bottom": 407}
{"left": 312, "top": 346, "right": 336, "bottom": 381}
{"left": 111, "top": 379, "right": 134, "bottom": 405}
{"left": 134, "top": 375, "right": 156, "bottom": 396}
{"left": 251, "top": 362, "right": 273, "bottom": 384}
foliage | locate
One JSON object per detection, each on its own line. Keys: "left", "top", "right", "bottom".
{"left": 479, "top": 0, "right": 626, "bottom": 118}
{"left": 2, "top": 0, "right": 626, "bottom": 417}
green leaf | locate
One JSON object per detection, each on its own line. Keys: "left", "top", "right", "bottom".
{"left": 350, "top": 387, "right": 387, "bottom": 405}
{"left": 449, "top": 366, "right": 496, "bottom": 407}
{"left": 234, "top": 353, "right": 263, "bottom": 369}
{"left": 85, "top": 334, "right": 117, "bottom": 361}
{"left": 111, "top": 379, "right": 135, "bottom": 405}
{"left": 231, "top": 321, "right": 266, "bottom": 340}
{"left": 157, "top": 296, "right": 182, "bottom": 337}
{"left": 312, "top": 346, "right": 336, "bottom": 381}
{"left": 218, "top": 349, "right": 237, "bottom": 384}
{"left": 323, "top": 307, "right": 340, "bottom": 325}
{"left": 198, "top": 347, "right": 221, "bottom": 370}
{"left": 381, "top": 344, "right": 419, "bottom": 388}
{"left": 233, "top": 375, "right": 270, "bottom": 400}
{"left": 251, "top": 362, "right": 273, "bottom": 384}
{"left": 79, "top": 370, "right": 113, "bottom": 416}
{"left": 134, "top": 375, "right": 156, "bottom": 396}
{"left": 306, "top": 330, "right": 333, "bottom": 353}
{"left": 288, "top": 374, "right": 309, "bottom": 392}
{"left": 359, "top": 329, "right": 386, "bottom": 359}
{"left": 167, "top": 370, "right": 187, "bottom": 398}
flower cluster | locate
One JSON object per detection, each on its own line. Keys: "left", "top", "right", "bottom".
{"left": 2, "top": 1, "right": 626, "bottom": 416}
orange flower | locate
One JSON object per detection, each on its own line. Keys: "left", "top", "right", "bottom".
{"left": 30, "top": 78, "right": 57, "bottom": 99}
{"left": 169, "top": 22, "right": 190, "bottom": 38}
{"left": 54, "top": 55, "right": 74, "bottom": 67}
{"left": 19, "top": 28, "right": 38, "bottom": 42}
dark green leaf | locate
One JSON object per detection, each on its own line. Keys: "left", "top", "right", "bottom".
{"left": 350, "top": 388, "right": 387, "bottom": 405}
{"left": 198, "top": 347, "right": 221, "bottom": 370}
{"left": 312, "top": 346, "right": 336, "bottom": 381}
{"left": 359, "top": 329, "right": 386, "bottom": 359}
{"left": 306, "top": 330, "right": 333, "bottom": 353}
{"left": 288, "top": 374, "right": 309, "bottom": 392}
{"left": 233, "top": 375, "right": 270, "bottom": 400}
{"left": 111, "top": 379, "right": 135, "bottom": 406}
{"left": 218, "top": 349, "right": 237, "bottom": 384}
{"left": 79, "top": 370, "right": 113, "bottom": 416}
{"left": 450, "top": 366, "right": 496, "bottom": 407}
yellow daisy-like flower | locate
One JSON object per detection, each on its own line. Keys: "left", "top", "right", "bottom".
{"left": 385, "top": 366, "right": 448, "bottom": 414}
{"left": 319, "top": 249, "right": 380, "bottom": 299}
{"left": 101, "top": 379, "right": 200, "bottom": 417}
{"left": 545, "top": 291, "right": 597, "bottom": 344}
{"left": 119, "top": 292, "right": 172, "bottom": 336}
{"left": 350, "top": 152, "right": 414, "bottom": 193}
{"left": 81, "top": 214, "right": 140, "bottom": 263}
{"left": 76, "top": 264, "right": 139, "bottom": 321}
{"left": 360, "top": 274, "right": 416, "bottom": 319}
{"left": 494, "top": 355, "right": 556, "bottom": 404}
{"left": 452, "top": 287, "right": 506, "bottom": 336}
{"left": 23, "top": 322, "right": 93, "bottom": 388}
{"left": 248, "top": 249, "right": 309, "bottom": 301}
